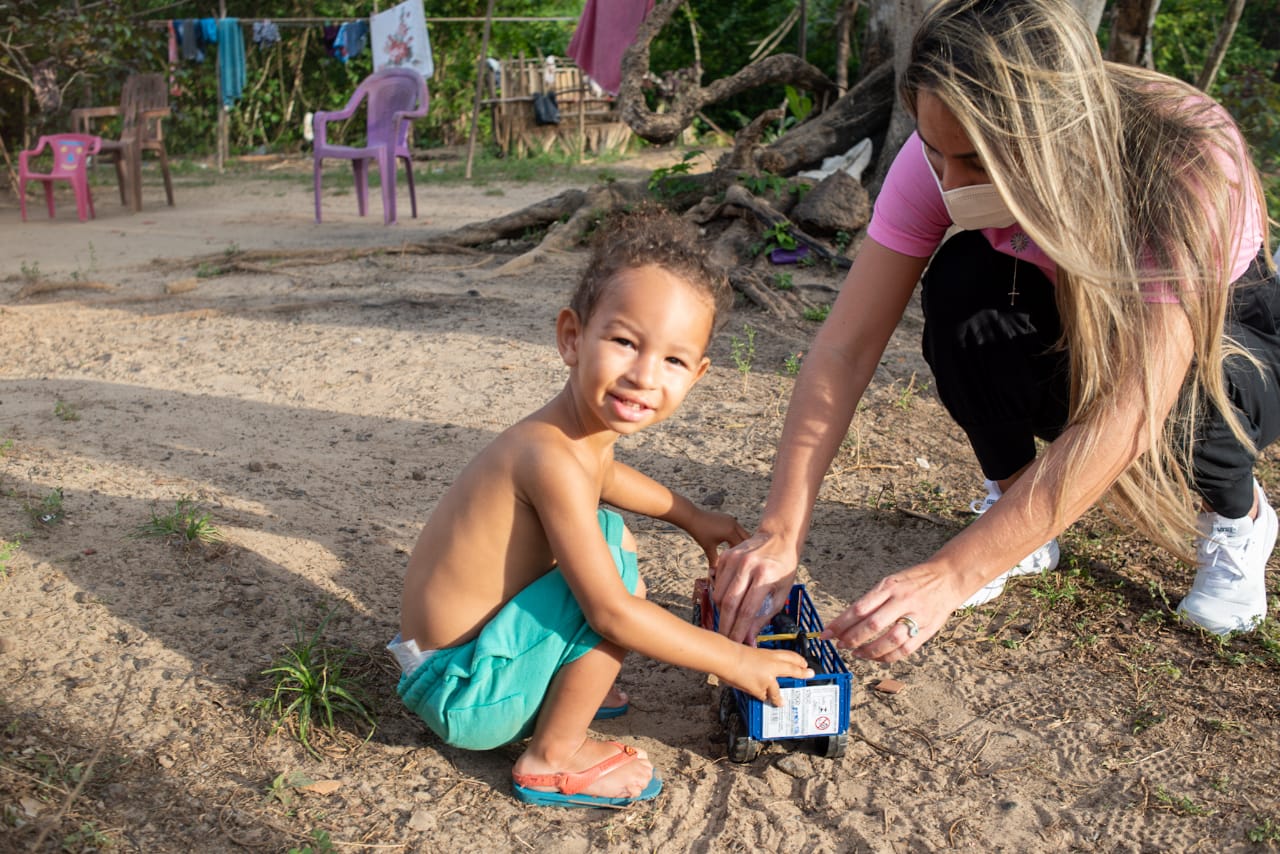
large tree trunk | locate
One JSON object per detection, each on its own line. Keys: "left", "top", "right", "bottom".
{"left": 860, "top": 0, "right": 895, "bottom": 76}
{"left": 1105, "top": 0, "right": 1161, "bottom": 66}
{"left": 616, "top": 0, "right": 833, "bottom": 145}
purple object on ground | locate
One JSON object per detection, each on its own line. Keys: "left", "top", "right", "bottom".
{"left": 769, "top": 246, "right": 810, "bottom": 264}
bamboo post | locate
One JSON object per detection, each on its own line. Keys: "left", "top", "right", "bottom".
{"left": 464, "top": 0, "right": 496, "bottom": 179}
{"left": 216, "top": 0, "right": 227, "bottom": 171}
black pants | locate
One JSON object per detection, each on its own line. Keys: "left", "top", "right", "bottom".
{"left": 920, "top": 230, "right": 1280, "bottom": 518}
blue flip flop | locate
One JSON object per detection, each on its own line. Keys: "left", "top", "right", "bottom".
{"left": 511, "top": 742, "right": 662, "bottom": 808}
{"left": 593, "top": 701, "right": 629, "bottom": 720}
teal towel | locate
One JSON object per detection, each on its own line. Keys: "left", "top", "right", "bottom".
{"left": 217, "top": 18, "right": 245, "bottom": 108}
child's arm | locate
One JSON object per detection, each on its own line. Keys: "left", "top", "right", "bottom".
{"left": 524, "top": 448, "right": 812, "bottom": 704}
{"left": 603, "top": 460, "right": 748, "bottom": 569}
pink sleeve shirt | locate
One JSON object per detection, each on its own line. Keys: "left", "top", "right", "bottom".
{"left": 867, "top": 123, "right": 1263, "bottom": 296}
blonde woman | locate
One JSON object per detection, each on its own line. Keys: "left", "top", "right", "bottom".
{"left": 713, "top": 0, "right": 1278, "bottom": 660}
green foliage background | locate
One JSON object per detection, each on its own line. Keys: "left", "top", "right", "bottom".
{"left": 3, "top": 0, "right": 1279, "bottom": 214}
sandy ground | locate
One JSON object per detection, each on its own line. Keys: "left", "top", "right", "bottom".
{"left": 1, "top": 154, "right": 1278, "bottom": 853}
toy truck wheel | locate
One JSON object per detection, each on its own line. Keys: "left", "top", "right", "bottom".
{"left": 816, "top": 732, "right": 847, "bottom": 759}
{"left": 726, "top": 710, "right": 761, "bottom": 763}
{"left": 717, "top": 686, "right": 736, "bottom": 726}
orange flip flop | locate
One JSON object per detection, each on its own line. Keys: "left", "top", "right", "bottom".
{"left": 511, "top": 742, "right": 662, "bottom": 808}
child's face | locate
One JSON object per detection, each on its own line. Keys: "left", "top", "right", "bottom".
{"left": 558, "top": 265, "right": 714, "bottom": 434}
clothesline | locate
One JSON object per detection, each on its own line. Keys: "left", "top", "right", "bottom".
{"left": 144, "top": 16, "right": 576, "bottom": 28}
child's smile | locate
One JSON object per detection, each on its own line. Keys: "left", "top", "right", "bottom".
{"left": 561, "top": 264, "right": 714, "bottom": 436}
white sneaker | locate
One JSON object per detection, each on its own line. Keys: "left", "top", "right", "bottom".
{"left": 1177, "top": 480, "right": 1276, "bottom": 635}
{"left": 959, "top": 479, "right": 1061, "bottom": 609}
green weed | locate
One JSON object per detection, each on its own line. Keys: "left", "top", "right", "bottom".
{"left": 730, "top": 324, "right": 756, "bottom": 383}
{"left": 648, "top": 149, "right": 704, "bottom": 198}
{"left": 19, "top": 260, "right": 40, "bottom": 283}
{"left": 26, "top": 487, "right": 64, "bottom": 526}
{"left": 1247, "top": 816, "right": 1280, "bottom": 844}
{"left": 255, "top": 608, "right": 375, "bottom": 759}
{"left": 757, "top": 222, "right": 797, "bottom": 254}
{"left": 54, "top": 400, "right": 80, "bottom": 422}
{"left": 0, "top": 537, "right": 20, "bottom": 579}
{"left": 132, "top": 496, "right": 223, "bottom": 546}
{"left": 62, "top": 822, "right": 114, "bottom": 849}
{"left": 803, "top": 305, "right": 830, "bottom": 323}
{"left": 740, "top": 171, "right": 788, "bottom": 197}
{"left": 1152, "top": 785, "right": 1214, "bottom": 816}
{"left": 772, "top": 271, "right": 794, "bottom": 291}
{"left": 833, "top": 231, "right": 853, "bottom": 254}
{"left": 289, "top": 828, "right": 338, "bottom": 854}
{"left": 783, "top": 351, "right": 803, "bottom": 376}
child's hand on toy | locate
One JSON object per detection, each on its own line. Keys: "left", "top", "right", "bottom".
{"left": 723, "top": 645, "right": 812, "bottom": 706}
{"left": 689, "top": 509, "right": 748, "bottom": 570}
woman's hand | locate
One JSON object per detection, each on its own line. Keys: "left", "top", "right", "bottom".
{"left": 711, "top": 531, "right": 799, "bottom": 644}
{"left": 821, "top": 561, "right": 968, "bottom": 662}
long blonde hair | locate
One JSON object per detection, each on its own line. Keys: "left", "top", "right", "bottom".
{"left": 902, "top": 0, "right": 1271, "bottom": 559}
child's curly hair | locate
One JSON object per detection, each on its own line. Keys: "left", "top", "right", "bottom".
{"left": 570, "top": 204, "right": 733, "bottom": 337}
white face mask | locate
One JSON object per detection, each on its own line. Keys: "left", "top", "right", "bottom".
{"left": 922, "top": 137, "right": 1017, "bottom": 230}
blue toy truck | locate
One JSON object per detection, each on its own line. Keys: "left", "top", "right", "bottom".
{"left": 692, "top": 579, "right": 853, "bottom": 762}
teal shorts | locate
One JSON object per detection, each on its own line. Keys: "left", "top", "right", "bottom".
{"left": 396, "top": 507, "right": 639, "bottom": 750}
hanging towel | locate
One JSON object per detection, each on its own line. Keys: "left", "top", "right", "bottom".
{"left": 567, "top": 0, "right": 654, "bottom": 95}
{"left": 198, "top": 18, "right": 218, "bottom": 44}
{"left": 217, "top": 18, "right": 246, "bottom": 108}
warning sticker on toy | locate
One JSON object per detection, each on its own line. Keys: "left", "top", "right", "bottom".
{"left": 760, "top": 684, "right": 841, "bottom": 738}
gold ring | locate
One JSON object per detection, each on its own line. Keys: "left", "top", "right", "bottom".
{"left": 896, "top": 615, "right": 920, "bottom": 638}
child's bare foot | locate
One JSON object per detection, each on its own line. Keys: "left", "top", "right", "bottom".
{"left": 512, "top": 738, "right": 656, "bottom": 802}
{"left": 603, "top": 684, "right": 627, "bottom": 708}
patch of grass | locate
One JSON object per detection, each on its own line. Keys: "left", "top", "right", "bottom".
{"left": 1247, "top": 816, "right": 1280, "bottom": 844}
{"left": 255, "top": 608, "right": 376, "bottom": 759}
{"left": 771, "top": 271, "right": 794, "bottom": 291}
{"left": 53, "top": 400, "right": 80, "bottom": 422}
{"left": 893, "top": 372, "right": 926, "bottom": 411}
{"left": 648, "top": 149, "right": 704, "bottom": 198}
{"left": 803, "top": 304, "right": 830, "bottom": 323}
{"left": 1131, "top": 705, "right": 1166, "bottom": 734}
{"left": 195, "top": 261, "right": 230, "bottom": 279}
{"left": 132, "top": 496, "right": 223, "bottom": 546}
{"left": 1152, "top": 785, "right": 1214, "bottom": 817}
{"left": 25, "top": 487, "right": 64, "bottom": 526}
{"left": 729, "top": 323, "right": 756, "bottom": 385}
{"left": 0, "top": 537, "right": 21, "bottom": 579}
{"left": 289, "top": 828, "right": 338, "bottom": 854}
{"left": 740, "top": 171, "right": 787, "bottom": 197}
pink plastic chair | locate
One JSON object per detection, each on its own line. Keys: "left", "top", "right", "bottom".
{"left": 18, "top": 134, "right": 102, "bottom": 222}
{"left": 313, "top": 68, "right": 430, "bottom": 225}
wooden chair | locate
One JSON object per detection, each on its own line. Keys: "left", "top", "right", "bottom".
{"left": 71, "top": 73, "right": 174, "bottom": 212}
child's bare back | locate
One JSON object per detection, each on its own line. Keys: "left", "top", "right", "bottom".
{"left": 400, "top": 409, "right": 608, "bottom": 651}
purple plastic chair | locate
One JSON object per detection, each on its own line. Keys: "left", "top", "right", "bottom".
{"left": 18, "top": 134, "right": 102, "bottom": 222}
{"left": 313, "top": 68, "right": 429, "bottom": 225}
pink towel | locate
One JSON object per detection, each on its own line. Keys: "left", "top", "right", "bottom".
{"left": 566, "top": 0, "right": 654, "bottom": 95}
